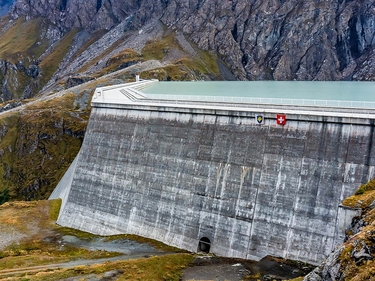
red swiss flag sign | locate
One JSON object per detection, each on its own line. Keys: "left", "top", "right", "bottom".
{"left": 276, "top": 114, "right": 286, "bottom": 126}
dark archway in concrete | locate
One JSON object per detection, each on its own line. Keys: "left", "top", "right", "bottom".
{"left": 198, "top": 237, "right": 211, "bottom": 253}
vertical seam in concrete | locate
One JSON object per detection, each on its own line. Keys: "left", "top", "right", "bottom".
{"left": 333, "top": 123, "right": 353, "bottom": 247}
{"left": 246, "top": 122, "right": 270, "bottom": 258}
{"left": 284, "top": 121, "right": 306, "bottom": 260}
{"left": 324, "top": 121, "right": 344, "bottom": 254}
{"left": 312, "top": 121, "right": 327, "bottom": 210}
{"left": 198, "top": 114, "right": 218, "bottom": 244}
{"left": 362, "top": 120, "right": 374, "bottom": 183}
{"left": 213, "top": 163, "right": 230, "bottom": 250}
{"left": 342, "top": 123, "right": 351, "bottom": 184}
{"left": 229, "top": 165, "right": 249, "bottom": 252}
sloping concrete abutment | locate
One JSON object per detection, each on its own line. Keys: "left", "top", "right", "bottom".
{"left": 52, "top": 81, "right": 374, "bottom": 265}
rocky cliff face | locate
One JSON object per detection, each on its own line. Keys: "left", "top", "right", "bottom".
{"left": 8, "top": 0, "right": 375, "bottom": 81}
{"left": 304, "top": 180, "right": 375, "bottom": 281}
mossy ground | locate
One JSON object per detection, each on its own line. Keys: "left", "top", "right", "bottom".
{"left": 284, "top": 278, "right": 304, "bottom": 281}
{"left": 0, "top": 17, "right": 47, "bottom": 62}
{"left": 2, "top": 254, "right": 194, "bottom": 281}
{"left": 342, "top": 179, "right": 375, "bottom": 209}
{"left": 334, "top": 179, "right": 375, "bottom": 281}
{"left": 0, "top": 92, "right": 88, "bottom": 202}
{"left": 139, "top": 33, "right": 220, "bottom": 81}
{"left": 0, "top": 17, "right": 71, "bottom": 100}
{"left": 97, "top": 48, "right": 143, "bottom": 76}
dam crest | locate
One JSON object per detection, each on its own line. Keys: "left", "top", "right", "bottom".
{"left": 51, "top": 80, "right": 375, "bottom": 265}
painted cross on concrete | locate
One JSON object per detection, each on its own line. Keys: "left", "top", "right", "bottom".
{"left": 276, "top": 114, "right": 286, "bottom": 126}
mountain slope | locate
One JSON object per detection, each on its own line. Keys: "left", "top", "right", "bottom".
{"left": 0, "top": 16, "right": 226, "bottom": 102}
{"left": 0, "top": 0, "right": 373, "bottom": 102}
{"left": 0, "top": 0, "right": 374, "bottom": 203}
{"left": 8, "top": 0, "right": 375, "bottom": 83}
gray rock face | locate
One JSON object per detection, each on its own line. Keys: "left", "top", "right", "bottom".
{"left": 8, "top": 0, "right": 375, "bottom": 81}
{"left": 9, "top": 0, "right": 158, "bottom": 31}
{"left": 304, "top": 198, "right": 375, "bottom": 281}
{"left": 162, "top": 0, "right": 375, "bottom": 80}
{"left": 0, "top": 59, "right": 41, "bottom": 102}
{"left": 56, "top": 102, "right": 375, "bottom": 265}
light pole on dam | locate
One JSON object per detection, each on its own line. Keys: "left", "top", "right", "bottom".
{"left": 50, "top": 80, "right": 375, "bottom": 265}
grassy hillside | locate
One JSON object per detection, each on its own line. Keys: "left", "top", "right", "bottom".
{"left": 0, "top": 17, "right": 48, "bottom": 62}
{"left": 0, "top": 17, "right": 77, "bottom": 101}
{"left": 0, "top": 71, "right": 141, "bottom": 203}
{"left": 0, "top": 92, "right": 88, "bottom": 201}
{"left": 90, "top": 32, "right": 221, "bottom": 81}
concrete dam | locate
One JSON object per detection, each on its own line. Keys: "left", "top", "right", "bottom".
{"left": 51, "top": 80, "right": 375, "bottom": 265}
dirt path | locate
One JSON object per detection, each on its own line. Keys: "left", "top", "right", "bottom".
{"left": 0, "top": 252, "right": 168, "bottom": 278}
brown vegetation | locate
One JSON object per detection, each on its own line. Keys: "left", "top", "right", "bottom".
{"left": 0, "top": 199, "right": 194, "bottom": 280}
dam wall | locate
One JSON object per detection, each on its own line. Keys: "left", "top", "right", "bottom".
{"left": 56, "top": 96, "right": 375, "bottom": 265}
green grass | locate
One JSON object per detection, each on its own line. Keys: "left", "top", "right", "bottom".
{"left": 0, "top": 241, "right": 122, "bottom": 270}
{"left": 48, "top": 199, "right": 62, "bottom": 221}
{"left": 0, "top": 200, "right": 121, "bottom": 270}
{"left": 342, "top": 179, "right": 375, "bottom": 208}
{"left": 283, "top": 278, "right": 304, "bottom": 281}
{"left": 141, "top": 33, "right": 180, "bottom": 61}
{"left": 355, "top": 179, "right": 375, "bottom": 195}
{"left": 0, "top": 93, "right": 87, "bottom": 202}
{"left": 97, "top": 48, "right": 143, "bottom": 76}
{"left": 137, "top": 33, "right": 220, "bottom": 80}
{"left": 9, "top": 253, "right": 195, "bottom": 281}
{"left": 0, "top": 18, "right": 43, "bottom": 61}
{"left": 194, "top": 48, "right": 220, "bottom": 76}
{"left": 0, "top": 188, "right": 9, "bottom": 204}
{"left": 0, "top": 16, "right": 74, "bottom": 99}
{"left": 334, "top": 179, "right": 375, "bottom": 281}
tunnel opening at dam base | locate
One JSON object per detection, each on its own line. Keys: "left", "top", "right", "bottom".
{"left": 198, "top": 237, "right": 211, "bottom": 253}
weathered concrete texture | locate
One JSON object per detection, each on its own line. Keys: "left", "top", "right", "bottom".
{"left": 57, "top": 107, "right": 375, "bottom": 265}
{"left": 49, "top": 155, "right": 79, "bottom": 217}
{"left": 334, "top": 205, "right": 362, "bottom": 248}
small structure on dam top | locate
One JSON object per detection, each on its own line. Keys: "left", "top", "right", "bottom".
{"left": 51, "top": 80, "right": 375, "bottom": 265}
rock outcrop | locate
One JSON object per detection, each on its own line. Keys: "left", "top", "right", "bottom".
{"left": 0, "top": 0, "right": 373, "bottom": 101}
{"left": 8, "top": 0, "right": 375, "bottom": 81}
{"left": 304, "top": 180, "right": 375, "bottom": 281}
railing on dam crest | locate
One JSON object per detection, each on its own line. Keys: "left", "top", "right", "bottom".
{"left": 144, "top": 94, "right": 375, "bottom": 109}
